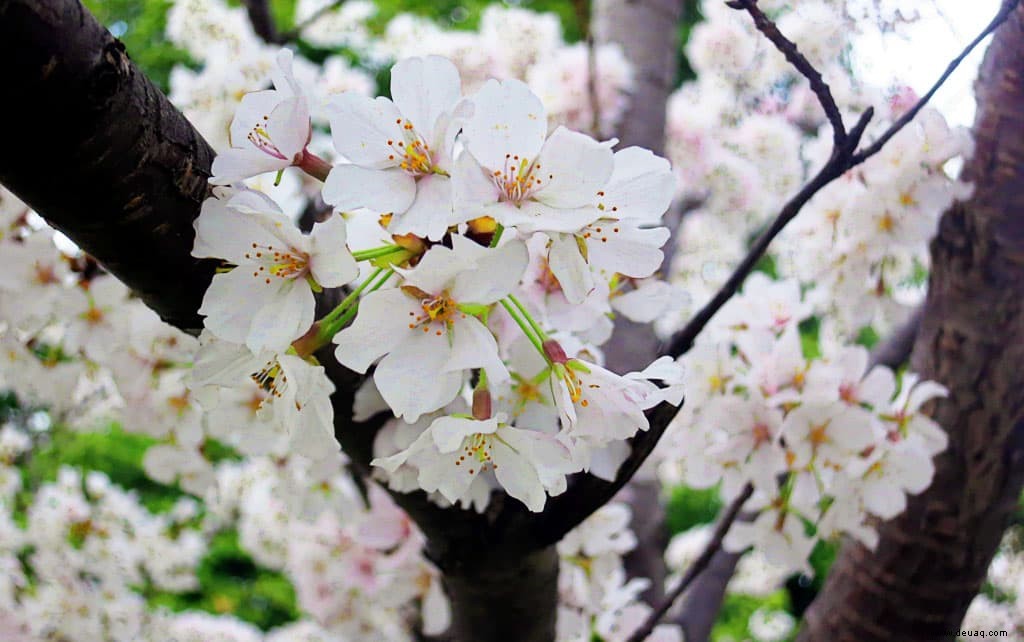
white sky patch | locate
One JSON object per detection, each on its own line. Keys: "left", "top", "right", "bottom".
{"left": 850, "top": 0, "right": 999, "bottom": 128}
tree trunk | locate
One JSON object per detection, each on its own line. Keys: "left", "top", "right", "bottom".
{"left": 0, "top": 0, "right": 216, "bottom": 333}
{"left": 799, "top": 5, "right": 1024, "bottom": 640}
{"left": 441, "top": 546, "right": 560, "bottom": 642}
{"left": 593, "top": 0, "right": 683, "bottom": 375}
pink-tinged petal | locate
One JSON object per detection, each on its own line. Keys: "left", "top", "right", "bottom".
{"left": 491, "top": 438, "right": 546, "bottom": 511}
{"left": 864, "top": 481, "right": 906, "bottom": 519}
{"left": 291, "top": 409, "right": 339, "bottom": 459}
{"left": 601, "top": 147, "right": 676, "bottom": 224}
{"left": 448, "top": 315, "right": 509, "bottom": 383}
{"left": 400, "top": 245, "right": 473, "bottom": 295}
{"left": 390, "top": 56, "right": 462, "bottom": 138}
{"left": 270, "top": 49, "right": 301, "bottom": 97}
{"left": 906, "top": 381, "right": 948, "bottom": 412}
{"left": 532, "top": 126, "right": 614, "bottom": 209}
{"left": 375, "top": 329, "right": 462, "bottom": 421}
{"left": 586, "top": 224, "right": 669, "bottom": 278}
{"left": 859, "top": 366, "right": 896, "bottom": 406}
{"left": 327, "top": 93, "right": 405, "bottom": 168}
{"left": 451, "top": 150, "right": 501, "bottom": 219}
{"left": 462, "top": 79, "right": 547, "bottom": 171}
{"left": 827, "top": 406, "right": 875, "bottom": 452}
{"left": 309, "top": 214, "right": 358, "bottom": 287}
{"left": 322, "top": 164, "right": 417, "bottom": 214}
{"left": 417, "top": 448, "right": 478, "bottom": 504}
{"left": 333, "top": 288, "right": 421, "bottom": 373}
{"left": 198, "top": 269, "right": 272, "bottom": 345}
{"left": 429, "top": 416, "right": 498, "bottom": 453}
{"left": 246, "top": 279, "right": 315, "bottom": 352}
{"left": 548, "top": 234, "right": 594, "bottom": 305}
{"left": 388, "top": 173, "right": 456, "bottom": 241}
{"left": 266, "top": 96, "right": 311, "bottom": 160}
{"left": 229, "top": 90, "right": 284, "bottom": 150}
{"left": 210, "top": 147, "right": 290, "bottom": 185}
{"left": 191, "top": 336, "right": 266, "bottom": 387}
{"left": 193, "top": 195, "right": 284, "bottom": 263}
{"left": 450, "top": 238, "right": 528, "bottom": 304}
{"left": 225, "top": 188, "right": 286, "bottom": 216}
{"left": 611, "top": 281, "right": 675, "bottom": 324}
{"left": 503, "top": 201, "right": 603, "bottom": 233}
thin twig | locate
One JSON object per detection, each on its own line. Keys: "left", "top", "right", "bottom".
{"left": 242, "top": 0, "right": 280, "bottom": 44}
{"left": 663, "top": 107, "right": 872, "bottom": 358}
{"left": 625, "top": 484, "right": 754, "bottom": 642}
{"left": 726, "top": 0, "right": 847, "bottom": 147}
{"left": 279, "top": 0, "right": 347, "bottom": 42}
{"left": 849, "top": 0, "right": 1021, "bottom": 166}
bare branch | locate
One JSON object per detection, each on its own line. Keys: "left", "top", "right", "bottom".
{"left": 868, "top": 306, "right": 923, "bottom": 369}
{"left": 279, "top": 0, "right": 347, "bottom": 43}
{"left": 726, "top": 0, "right": 847, "bottom": 147}
{"left": 625, "top": 484, "right": 754, "bottom": 642}
{"left": 241, "top": 0, "right": 280, "bottom": 44}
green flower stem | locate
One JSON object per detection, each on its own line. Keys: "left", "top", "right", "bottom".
{"left": 329, "top": 268, "right": 394, "bottom": 333}
{"left": 489, "top": 223, "right": 505, "bottom": 248}
{"left": 500, "top": 299, "right": 547, "bottom": 362}
{"left": 319, "top": 267, "right": 385, "bottom": 329}
{"left": 352, "top": 245, "right": 406, "bottom": 262}
{"left": 507, "top": 294, "right": 548, "bottom": 342}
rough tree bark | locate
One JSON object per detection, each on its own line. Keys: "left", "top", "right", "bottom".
{"left": 0, "top": 0, "right": 217, "bottom": 334}
{"left": 799, "top": 5, "right": 1024, "bottom": 640}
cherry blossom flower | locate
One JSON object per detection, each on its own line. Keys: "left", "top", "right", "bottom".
{"left": 193, "top": 189, "right": 358, "bottom": 352}
{"left": 333, "top": 237, "right": 527, "bottom": 421}
{"left": 454, "top": 79, "right": 615, "bottom": 233}
{"left": 211, "top": 50, "right": 319, "bottom": 185}
{"left": 323, "top": 55, "right": 465, "bottom": 240}
{"left": 372, "top": 413, "right": 574, "bottom": 511}
{"left": 782, "top": 402, "right": 873, "bottom": 470}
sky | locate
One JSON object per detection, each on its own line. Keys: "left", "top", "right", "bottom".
{"left": 851, "top": 0, "right": 1002, "bottom": 128}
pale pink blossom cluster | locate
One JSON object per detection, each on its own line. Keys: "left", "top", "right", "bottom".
{"left": 961, "top": 529, "right": 1024, "bottom": 638}
{"left": 660, "top": 0, "right": 972, "bottom": 342}
{"left": 658, "top": 274, "right": 948, "bottom": 574}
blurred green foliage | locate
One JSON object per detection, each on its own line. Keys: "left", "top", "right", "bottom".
{"left": 82, "top": 0, "right": 193, "bottom": 92}
{"left": 147, "top": 529, "right": 300, "bottom": 631}
{"left": 82, "top": 0, "right": 702, "bottom": 96}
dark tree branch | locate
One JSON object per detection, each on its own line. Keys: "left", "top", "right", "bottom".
{"left": 625, "top": 484, "right": 754, "bottom": 642}
{"left": 242, "top": 0, "right": 280, "bottom": 44}
{"left": 0, "top": 0, "right": 217, "bottom": 334}
{"left": 279, "top": 0, "right": 347, "bottom": 42}
{"left": 868, "top": 306, "right": 924, "bottom": 370}
{"left": 725, "top": 0, "right": 847, "bottom": 148}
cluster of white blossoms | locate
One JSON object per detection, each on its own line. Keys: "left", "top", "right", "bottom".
{"left": 167, "top": 0, "right": 633, "bottom": 159}
{"left": 659, "top": 274, "right": 948, "bottom": 574}
{"left": 0, "top": 430, "right": 207, "bottom": 641}
{"left": 192, "top": 50, "right": 684, "bottom": 514}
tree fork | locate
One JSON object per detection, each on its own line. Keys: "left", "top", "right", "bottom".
{"left": 0, "top": 0, "right": 217, "bottom": 334}
{"left": 799, "top": 3, "right": 1024, "bottom": 639}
